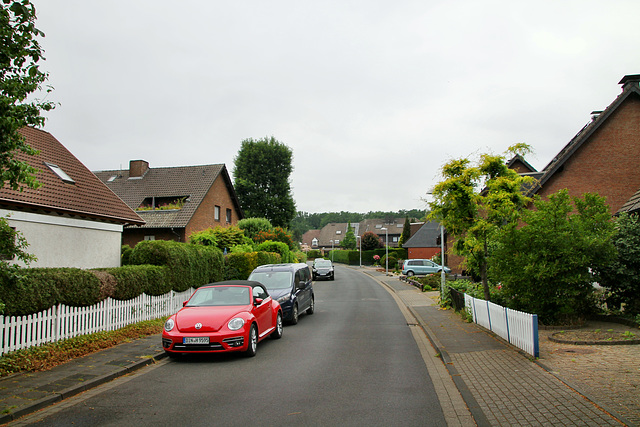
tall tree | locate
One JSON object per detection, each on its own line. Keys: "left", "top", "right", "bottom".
{"left": 428, "top": 145, "right": 534, "bottom": 300}
{"left": 341, "top": 222, "right": 356, "bottom": 250}
{"left": 1, "top": 0, "right": 54, "bottom": 302}
{"left": 1, "top": 0, "right": 55, "bottom": 191}
{"left": 233, "top": 136, "right": 296, "bottom": 228}
{"left": 398, "top": 216, "right": 411, "bottom": 248}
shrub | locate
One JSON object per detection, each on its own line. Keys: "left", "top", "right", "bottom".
{"left": 0, "top": 268, "right": 101, "bottom": 316}
{"left": 256, "top": 240, "right": 293, "bottom": 263}
{"left": 254, "top": 227, "right": 296, "bottom": 250}
{"left": 121, "top": 245, "right": 133, "bottom": 265}
{"left": 307, "top": 249, "right": 322, "bottom": 259}
{"left": 189, "top": 226, "right": 252, "bottom": 251}
{"left": 237, "top": 217, "right": 272, "bottom": 240}
{"left": 98, "top": 265, "right": 170, "bottom": 299}
{"left": 129, "top": 240, "right": 223, "bottom": 291}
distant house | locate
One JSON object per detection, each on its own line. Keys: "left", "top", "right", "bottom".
{"left": 358, "top": 218, "right": 404, "bottom": 248}
{"left": 531, "top": 74, "right": 640, "bottom": 214}
{"left": 402, "top": 221, "right": 443, "bottom": 260}
{"left": 0, "top": 127, "right": 144, "bottom": 268}
{"left": 301, "top": 217, "right": 406, "bottom": 252}
{"left": 94, "top": 160, "right": 243, "bottom": 247}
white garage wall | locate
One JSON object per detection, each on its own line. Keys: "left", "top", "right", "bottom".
{"left": 2, "top": 209, "right": 123, "bottom": 269}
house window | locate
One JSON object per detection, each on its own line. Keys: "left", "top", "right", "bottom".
{"left": 144, "top": 235, "right": 155, "bottom": 241}
{"left": 137, "top": 196, "right": 188, "bottom": 211}
{"left": 226, "top": 208, "right": 232, "bottom": 223}
{"left": 44, "top": 162, "right": 75, "bottom": 184}
{"left": 392, "top": 236, "right": 399, "bottom": 243}
{"left": 214, "top": 205, "right": 220, "bottom": 221}
{"left": 336, "top": 230, "right": 342, "bottom": 234}
{"left": 312, "top": 238, "right": 318, "bottom": 247}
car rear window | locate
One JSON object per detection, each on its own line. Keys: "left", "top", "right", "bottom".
{"left": 248, "top": 271, "right": 293, "bottom": 290}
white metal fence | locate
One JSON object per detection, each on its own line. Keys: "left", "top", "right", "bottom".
{"left": 465, "top": 294, "right": 539, "bottom": 357}
{"left": 0, "top": 288, "right": 195, "bottom": 356}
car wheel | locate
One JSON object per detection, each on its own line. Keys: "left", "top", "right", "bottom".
{"left": 406, "top": 271, "right": 414, "bottom": 277}
{"left": 306, "top": 297, "right": 315, "bottom": 315}
{"left": 437, "top": 269, "right": 442, "bottom": 273}
{"left": 245, "top": 324, "right": 258, "bottom": 357}
{"left": 290, "top": 304, "right": 299, "bottom": 325}
{"left": 331, "top": 274, "right": 335, "bottom": 281}
{"left": 272, "top": 312, "right": 283, "bottom": 339}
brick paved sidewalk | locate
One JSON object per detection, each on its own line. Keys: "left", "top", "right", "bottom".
{"left": 369, "top": 269, "right": 636, "bottom": 427}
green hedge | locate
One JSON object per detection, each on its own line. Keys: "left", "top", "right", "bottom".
{"left": 224, "top": 251, "right": 282, "bottom": 280}
{"left": 327, "top": 248, "right": 408, "bottom": 265}
{"left": 0, "top": 268, "right": 101, "bottom": 316}
{"left": 129, "top": 240, "right": 224, "bottom": 291}
{"left": 98, "top": 265, "right": 171, "bottom": 300}
{"left": 0, "top": 240, "right": 226, "bottom": 316}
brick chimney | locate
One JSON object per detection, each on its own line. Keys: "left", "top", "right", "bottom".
{"left": 129, "top": 160, "right": 149, "bottom": 178}
{"left": 618, "top": 74, "right": 640, "bottom": 91}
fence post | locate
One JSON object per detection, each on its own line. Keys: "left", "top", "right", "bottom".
{"left": 505, "top": 307, "right": 511, "bottom": 344}
{"left": 486, "top": 300, "right": 492, "bottom": 330}
{"left": 532, "top": 314, "right": 539, "bottom": 358}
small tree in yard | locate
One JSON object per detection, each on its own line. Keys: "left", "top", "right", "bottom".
{"left": 398, "top": 217, "right": 411, "bottom": 248}
{"left": 489, "top": 190, "right": 615, "bottom": 324}
{"left": 428, "top": 144, "right": 534, "bottom": 300}
{"left": 361, "top": 231, "right": 382, "bottom": 251}
{"left": 594, "top": 213, "right": 640, "bottom": 316}
{"left": 341, "top": 222, "right": 357, "bottom": 250}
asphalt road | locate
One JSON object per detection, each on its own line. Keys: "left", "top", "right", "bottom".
{"left": 24, "top": 265, "right": 446, "bottom": 426}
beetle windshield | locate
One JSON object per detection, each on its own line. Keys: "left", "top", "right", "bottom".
{"left": 248, "top": 271, "right": 293, "bottom": 290}
{"left": 186, "top": 286, "right": 251, "bottom": 307}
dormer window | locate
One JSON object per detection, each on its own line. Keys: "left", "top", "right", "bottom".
{"left": 45, "top": 162, "right": 75, "bottom": 184}
{"left": 137, "top": 196, "right": 188, "bottom": 211}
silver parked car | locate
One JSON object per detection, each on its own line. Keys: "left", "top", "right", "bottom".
{"left": 402, "top": 259, "right": 450, "bottom": 276}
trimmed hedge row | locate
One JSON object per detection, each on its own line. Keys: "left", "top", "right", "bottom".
{"left": 129, "top": 240, "right": 224, "bottom": 292}
{"left": 328, "top": 248, "right": 408, "bottom": 266}
{"left": 225, "top": 251, "right": 282, "bottom": 280}
{"left": 0, "top": 268, "right": 102, "bottom": 316}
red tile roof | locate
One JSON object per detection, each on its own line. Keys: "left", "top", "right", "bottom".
{"left": 0, "top": 127, "right": 144, "bottom": 225}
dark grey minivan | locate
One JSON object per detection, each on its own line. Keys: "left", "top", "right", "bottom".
{"left": 248, "top": 263, "right": 314, "bottom": 325}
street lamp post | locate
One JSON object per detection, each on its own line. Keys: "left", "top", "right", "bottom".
{"left": 356, "top": 235, "right": 362, "bottom": 268}
{"left": 330, "top": 240, "right": 334, "bottom": 262}
{"left": 440, "top": 225, "right": 445, "bottom": 295}
{"left": 381, "top": 227, "right": 388, "bottom": 275}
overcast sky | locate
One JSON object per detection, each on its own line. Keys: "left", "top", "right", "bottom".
{"left": 32, "top": 1, "right": 640, "bottom": 214}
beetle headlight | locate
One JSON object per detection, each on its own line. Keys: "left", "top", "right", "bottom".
{"left": 164, "top": 318, "right": 175, "bottom": 332}
{"left": 228, "top": 317, "right": 245, "bottom": 331}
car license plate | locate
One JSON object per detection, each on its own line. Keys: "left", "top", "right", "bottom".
{"left": 183, "top": 337, "right": 209, "bottom": 344}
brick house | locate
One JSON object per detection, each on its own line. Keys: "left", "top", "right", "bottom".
{"left": 94, "top": 160, "right": 244, "bottom": 247}
{"left": 402, "top": 221, "right": 443, "bottom": 260}
{"left": 530, "top": 74, "right": 640, "bottom": 213}
{"left": 0, "top": 127, "right": 144, "bottom": 268}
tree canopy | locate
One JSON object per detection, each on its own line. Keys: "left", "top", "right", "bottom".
{"left": 428, "top": 145, "right": 534, "bottom": 300}
{"left": 233, "top": 136, "right": 296, "bottom": 228}
{"left": 1, "top": 0, "right": 55, "bottom": 191}
{"left": 489, "top": 190, "right": 615, "bottom": 323}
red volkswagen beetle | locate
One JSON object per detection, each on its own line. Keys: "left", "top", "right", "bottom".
{"left": 162, "top": 280, "right": 283, "bottom": 357}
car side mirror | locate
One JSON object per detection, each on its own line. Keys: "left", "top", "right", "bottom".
{"left": 183, "top": 301, "right": 188, "bottom": 307}
{"left": 254, "top": 297, "right": 263, "bottom": 306}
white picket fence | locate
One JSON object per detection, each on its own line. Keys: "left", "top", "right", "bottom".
{"left": 465, "top": 294, "right": 539, "bottom": 357}
{"left": 0, "top": 288, "right": 195, "bottom": 356}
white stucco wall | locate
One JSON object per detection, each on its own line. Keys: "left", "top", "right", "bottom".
{"left": 1, "top": 209, "right": 123, "bottom": 269}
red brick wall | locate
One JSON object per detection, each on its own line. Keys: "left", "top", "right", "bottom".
{"left": 537, "top": 96, "right": 640, "bottom": 213}
{"left": 185, "top": 175, "right": 241, "bottom": 240}
{"left": 408, "top": 247, "right": 441, "bottom": 259}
